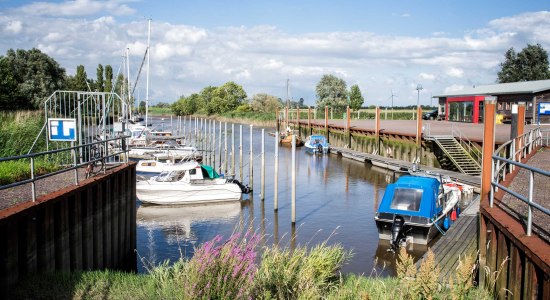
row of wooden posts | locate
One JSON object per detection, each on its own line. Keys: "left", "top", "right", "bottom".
{"left": 168, "top": 116, "right": 299, "bottom": 224}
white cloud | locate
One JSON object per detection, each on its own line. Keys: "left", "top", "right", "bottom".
{"left": 16, "top": 0, "right": 135, "bottom": 17}
{"left": 446, "top": 67, "right": 464, "bottom": 78}
{"left": 1, "top": 3, "right": 549, "bottom": 105}
{"left": 419, "top": 73, "right": 436, "bottom": 81}
{"left": 4, "top": 20, "right": 22, "bottom": 34}
{"left": 443, "top": 84, "right": 465, "bottom": 94}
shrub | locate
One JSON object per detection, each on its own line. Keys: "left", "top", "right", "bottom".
{"left": 182, "top": 231, "right": 261, "bottom": 299}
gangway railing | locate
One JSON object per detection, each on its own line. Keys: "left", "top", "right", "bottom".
{"left": 0, "top": 136, "right": 129, "bottom": 202}
{"left": 490, "top": 127, "right": 547, "bottom": 236}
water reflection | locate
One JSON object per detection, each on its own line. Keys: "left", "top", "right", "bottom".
{"left": 136, "top": 119, "right": 473, "bottom": 277}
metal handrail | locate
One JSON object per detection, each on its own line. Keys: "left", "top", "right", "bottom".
{"left": 0, "top": 135, "right": 129, "bottom": 202}
{"left": 452, "top": 124, "right": 482, "bottom": 165}
{"left": 489, "top": 127, "right": 546, "bottom": 236}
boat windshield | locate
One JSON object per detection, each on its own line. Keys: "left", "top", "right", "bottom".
{"left": 156, "top": 170, "right": 186, "bottom": 182}
{"left": 390, "top": 188, "right": 422, "bottom": 211}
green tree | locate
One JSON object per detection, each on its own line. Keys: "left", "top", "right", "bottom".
{"left": 315, "top": 74, "right": 348, "bottom": 113}
{"left": 198, "top": 86, "right": 217, "bottom": 114}
{"left": 72, "top": 65, "right": 88, "bottom": 91}
{"left": 497, "top": 43, "right": 550, "bottom": 83}
{"left": 96, "top": 64, "right": 104, "bottom": 92}
{"left": 0, "top": 56, "right": 19, "bottom": 109}
{"left": 104, "top": 65, "right": 113, "bottom": 92}
{"left": 1, "top": 48, "right": 66, "bottom": 109}
{"left": 210, "top": 82, "right": 247, "bottom": 114}
{"left": 172, "top": 93, "right": 200, "bottom": 115}
{"left": 250, "top": 93, "right": 281, "bottom": 113}
{"left": 349, "top": 84, "right": 364, "bottom": 111}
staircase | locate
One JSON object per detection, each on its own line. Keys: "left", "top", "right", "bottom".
{"left": 428, "top": 135, "right": 481, "bottom": 176}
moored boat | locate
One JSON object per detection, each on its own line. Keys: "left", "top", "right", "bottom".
{"left": 136, "top": 161, "right": 250, "bottom": 205}
{"left": 374, "top": 173, "right": 460, "bottom": 249}
{"left": 304, "top": 135, "right": 329, "bottom": 154}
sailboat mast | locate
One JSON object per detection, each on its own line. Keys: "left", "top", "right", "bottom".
{"left": 126, "top": 48, "right": 131, "bottom": 119}
{"left": 145, "top": 19, "right": 151, "bottom": 128}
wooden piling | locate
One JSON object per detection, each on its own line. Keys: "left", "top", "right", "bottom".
{"left": 375, "top": 107, "right": 380, "bottom": 154}
{"left": 479, "top": 98, "right": 497, "bottom": 287}
{"left": 346, "top": 106, "right": 351, "bottom": 147}
{"left": 224, "top": 122, "right": 228, "bottom": 174}
{"left": 416, "top": 106, "right": 423, "bottom": 162}
{"left": 325, "top": 106, "right": 329, "bottom": 142}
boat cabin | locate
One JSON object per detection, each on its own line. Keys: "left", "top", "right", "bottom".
{"left": 377, "top": 176, "right": 443, "bottom": 223}
{"left": 154, "top": 162, "right": 220, "bottom": 183}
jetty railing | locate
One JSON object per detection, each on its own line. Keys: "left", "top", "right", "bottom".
{"left": 489, "top": 126, "right": 547, "bottom": 236}
{"left": 0, "top": 135, "right": 128, "bottom": 202}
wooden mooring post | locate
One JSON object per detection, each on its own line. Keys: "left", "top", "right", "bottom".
{"left": 291, "top": 134, "right": 296, "bottom": 224}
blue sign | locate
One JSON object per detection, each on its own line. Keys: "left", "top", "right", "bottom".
{"left": 539, "top": 103, "right": 550, "bottom": 115}
{"left": 48, "top": 118, "right": 77, "bottom": 141}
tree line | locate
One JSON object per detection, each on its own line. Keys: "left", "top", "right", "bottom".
{"left": 0, "top": 48, "right": 127, "bottom": 110}
{"left": 1, "top": 44, "right": 549, "bottom": 112}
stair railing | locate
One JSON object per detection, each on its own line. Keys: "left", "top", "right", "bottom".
{"left": 451, "top": 124, "right": 482, "bottom": 166}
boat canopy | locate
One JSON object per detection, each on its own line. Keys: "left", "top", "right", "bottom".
{"left": 377, "top": 176, "right": 440, "bottom": 218}
{"left": 200, "top": 164, "right": 220, "bottom": 179}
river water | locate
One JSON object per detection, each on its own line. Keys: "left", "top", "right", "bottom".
{"left": 135, "top": 117, "right": 470, "bottom": 276}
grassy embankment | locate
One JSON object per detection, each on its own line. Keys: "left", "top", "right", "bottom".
{"left": 0, "top": 110, "right": 64, "bottom": 185}
{"left": 10, "top": 230, "right": 491, "bottom": 299}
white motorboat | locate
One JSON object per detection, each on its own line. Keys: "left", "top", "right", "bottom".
{"left": 136, "top": 161, "right": 249, "bottom": 205}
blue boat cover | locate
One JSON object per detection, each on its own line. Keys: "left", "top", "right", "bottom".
{"left": 377, "top": 175, "right": 441, "bottom": 218}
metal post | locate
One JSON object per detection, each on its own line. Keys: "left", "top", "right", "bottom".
{"left": 231, "top": 123, "right": 235, "bottom": 176}
{"left": 261, "top": 128, "right": 265, "bottom": 200}
{"left": 249, "top": 124, "right": 253, "bottom": 189}
{"left": 274, "top": 131, "right": 279, "bottom": 211}
{"left": 291, "top": 134, "right": 296, "bottom": 224}
{"left": 30, "top": 157, "right": 36, "bottom": 201}
{"left": 239, "top": 125, "right": 243, "bottom": 181}
{"left": 72, "top": 142, "right": 78, "bottom": 185}
{"left": 218, "top": 121, "right": 222, "bottom": 172}
{"left": 527, "top": 170, "right": 534, "bottom": 236}
{"left": 224, "top": 122, "right": 228, "bottom": 175}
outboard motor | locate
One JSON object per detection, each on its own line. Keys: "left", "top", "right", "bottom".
{"left": 390, "top": 215, "right": 405, "bottom": 252}
{"left": 316, "top": 144, "right": 323, "bottom": 154}
{"left": 227, "top": 178, "right": 252, "bottom": 194}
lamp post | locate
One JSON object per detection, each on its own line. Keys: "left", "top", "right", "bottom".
{"left": 416, "top": 84, "right": 423, "bottom": 120}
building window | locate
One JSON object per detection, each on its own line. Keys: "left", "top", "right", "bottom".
{"left": 449, "top": 101, "right": 474, "bottom": 122}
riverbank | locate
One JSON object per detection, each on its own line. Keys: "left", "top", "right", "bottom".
{"left": 9, "top": 235, "right": 490, "bottom": 300}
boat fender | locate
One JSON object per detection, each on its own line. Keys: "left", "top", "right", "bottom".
{"left": 456, "top": 206, "right": 461, "bottom": 217}
{"left": 451, "top": 209, "right": 457, "bottom": 221}
{"left": 317, "top": 144, "right": 323, "bottom": 154}
{"left": 443, "top": 216, "right": 451, "bottom": 230}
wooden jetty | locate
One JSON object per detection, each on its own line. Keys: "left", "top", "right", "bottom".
{"left": 416, "top": 197, "right": 480, "bottom": 279}
{"left": 329, "top": 146, "right": 481, "bottom": 192}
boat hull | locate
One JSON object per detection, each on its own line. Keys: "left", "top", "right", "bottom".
{"left": 374, "top": 218, "right": 440, "bottom": 245}
{"left": 136, "top": 181, "right": 242, "bottom": 205}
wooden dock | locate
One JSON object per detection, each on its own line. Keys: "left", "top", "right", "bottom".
{"left": 416, "top": 197, "right": 480, "bottom": 280}
{"left": 330, "top": 146, "right": 481, "bottom": 192}
{"left": 330, "top": 146, "right": 481, "bottom": 280}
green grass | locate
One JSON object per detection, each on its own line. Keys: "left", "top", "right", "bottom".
{"left": 10, "top": 233, "right": 491, "bottom": 300}
{"left": 147, "top": 106, "right": 172, "bottom": 116}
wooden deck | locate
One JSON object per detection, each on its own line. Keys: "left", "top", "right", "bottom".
{"left": 329, "top": 146, "right": 481, "bottom": 192}
{"left": 329, "top": 145, "right": 481, "bottom": 280}
{"left": 417, "top": 197, "right": 480, "bottom": 280}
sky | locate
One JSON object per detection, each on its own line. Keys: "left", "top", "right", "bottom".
{"left": 1, "top": 0, "right": 550, "bottom": 106}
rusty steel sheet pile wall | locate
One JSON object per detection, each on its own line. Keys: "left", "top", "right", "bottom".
{"left": 0, "top": 163, "right": 136, "bottom": 294}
